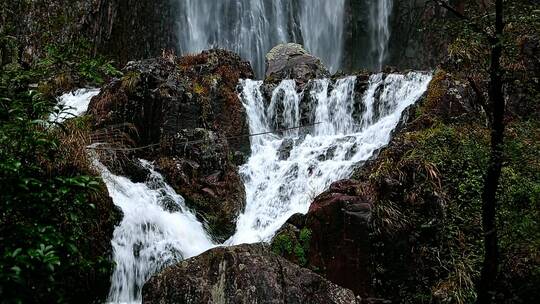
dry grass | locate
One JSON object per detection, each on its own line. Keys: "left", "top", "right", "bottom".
{"left": 371, "top": 200, "right": 410, "bottom": 237}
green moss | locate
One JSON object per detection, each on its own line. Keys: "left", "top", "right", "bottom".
{"left": 272, "top": 234, "right": 293, "bottom": 256}
{"left": 271, "top": 228, "right": 312, "bottom": 267}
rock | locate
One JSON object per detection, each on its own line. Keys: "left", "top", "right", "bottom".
{"left": 88, "top": 49, "right": 253, "bottom": 240}
{"left": 272, "top": 179, "right": 375, "bottom": 297}
{"left": 265, "top": 43, "right": 330, "bottom": 88}
{"left": 278, "top": 138, "right": 295, "bottom": 160}
{"left": 4, "top": 0, "right": 178, "bottom": 67}
{"left": 419, "top": 70, "right": 483, "bottom": 124}
{"left": 142, "top": 244, "right": 358, "bottom": 304}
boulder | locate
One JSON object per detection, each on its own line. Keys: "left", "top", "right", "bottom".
{"left": 88, "top": 49, "right": 253, "bottom": 240}
{"left": 265, "top": 43, "right": 330, "bottom": 88}
{"left": 142, "top": 243, "right": 358, "bottom": 304}
{"left": 272, "top": 179, "right": 375, "bottom": 297}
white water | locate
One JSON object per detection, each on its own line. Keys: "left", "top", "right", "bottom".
{"left": 79, "top": 71, "right": 432, "bottom": 303}
{"left": 176, "top": 0, "right": 346, "bottom": 76}
{"left": 229, "top": 72, "right": 432, "bottom": 243}
{"left": 369, "top": 0, "right": 393, "bottom": 70}
{"left": 48, "top": 88, "right": 100, "bottom": 123}
{"left": 94, "top": 160, "right": 215, "bottom": 303}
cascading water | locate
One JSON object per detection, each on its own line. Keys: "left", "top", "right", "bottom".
{"left": 48, "top": 88, "right": 100, "bottom": 123}
{"left": 176, "top": 0, "right": 346, "bottom": 76}
{"left": 67, "top": 71, "right": 431, "bottom": 303}
{"left": 369, "top": 0, "right": 394, "bottom": 70}
{"left": 95, "top": 160, "right": 215, "bottom": 303}
{"left": 229, "top": 72, "right": 432, "bottom": 244}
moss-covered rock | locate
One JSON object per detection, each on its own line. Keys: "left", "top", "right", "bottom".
{"left": 142, "top": 243, "right": 358, "bottom": 304}
{"left": 87, "top": 50, "right": 254, "bottom": 240}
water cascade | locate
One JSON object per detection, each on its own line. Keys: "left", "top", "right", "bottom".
{"left": 75, "top": 71, "right": 432, "bottom": 303}
{"left": 95, "top": 160, "right": 214, "bottom": 303}
{"left": 48, "top": 88, "right": 100, "bottom": 123}
{"left": 229, "top": 72, "right": 432, "bottom": 243}
{"left": 369, "top": 0, "right": 394, "bottom": 70}
{"left": 176, "top": 0, "right": 346, "bottom": 76}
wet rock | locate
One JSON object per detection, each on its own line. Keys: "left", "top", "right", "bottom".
{"left": 142, "top": 243, "right": 358, "bottom": 304}
{"left": 272, "top": 179, "right": 375, "bottom": 297}
{"left": 88, "top": 50, "right": 253, "bottom": 240}
{"left": 265, "top": 43, "right": 330, "bottom": 88}
{"left": 278, "top": 138, "right": 295, "bottom": 160}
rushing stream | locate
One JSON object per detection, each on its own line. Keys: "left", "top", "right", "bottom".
{"left": 71, "top": 72, "right": 430, "bottom": 303}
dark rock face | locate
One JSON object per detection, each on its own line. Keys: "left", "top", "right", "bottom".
{"left": 88, "top": 50, "right": 254, "bottom": 240}
{"left": 3, "top": 0, "right": 177, "bottom": 67}
{"left": 142, "top": 244, "right": 358, "bottom": 304}
{"left": 420, "top": 70, "right": 483, "bottom": 123}
{"left": 265, "top": 43, "right": 330, "bottom": 87}
{"left": 272, "top": 179, "right": 375, "bottom": 297}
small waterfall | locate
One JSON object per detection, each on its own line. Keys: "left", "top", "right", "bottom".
{"left": 369, "top": 0, "right": 393, "bottom": 70}
{"left": 48, "top": 88, "right": 100, "bottom": 123}
{"left": 175, "top": 0, "right": 346, "bottom": 76}
{"left": 95, "top": 160, "right": 215, "bottom": 303}
{"left": 229, "top": 72, "right": 432, "bottom": 244}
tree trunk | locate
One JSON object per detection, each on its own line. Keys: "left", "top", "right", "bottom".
{"left": 476, "top": 0, "right": 504, "bottom": 303}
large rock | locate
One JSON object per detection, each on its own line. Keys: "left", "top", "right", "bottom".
{"left": 88, "top": 49, "right": 253, "bottom": 240}
{"left": 272, "top": 179, "right": 375, "bottom": 297}
{"left": 142, "top": 243, "right": 358, "bottom": 304}
{"left": 265, "top": 43, "right": 330, "bottom": 87}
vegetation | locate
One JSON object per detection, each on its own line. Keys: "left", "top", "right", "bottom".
{"left": 272, "top": 227, "right": 312, "bottom": 267}
{"left": 366, "top": 71, "right": 540, "bottom": 303}
{"left": 428, "top": 1, "right": 539, "bottom": 302}
{"left": 0, "top": 32, "right": 120, "bottom": 303}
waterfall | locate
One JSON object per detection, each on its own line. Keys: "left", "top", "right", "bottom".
{"left": 48, "top": 88, "right": 100, "bottom": 123}
{"left": 229, "top": 72, "right": 432, "bottom": 244}
{"left": 175, "top": 0, "right": 346, "bottom": 77}
{"left": 56, "top": 71, "right": 432, "bottom": 303}
{"left": 95, "top": 159, "right": 215, "bottom": 303}
{"left": 369, "top": 0, "right": 393, "bottom": 70}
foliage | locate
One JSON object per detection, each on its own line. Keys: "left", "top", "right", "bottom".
{"left": 272, "top": 228, "right": 312, "bottom": 267}
{"left": 426, "top": 0, "right": 540, "bottom": 119}
{"left": 368, "top": 116, "right": 540, "bottom": 303}
{"left": 0, "top": 63, "right": 118, "bottom": 303}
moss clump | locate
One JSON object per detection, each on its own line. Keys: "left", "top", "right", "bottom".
{"left": 272, "top": 227, "right": 312, "bottom": 267}
{"left": 272, "top": 233, "right": 294, "bottom": 256}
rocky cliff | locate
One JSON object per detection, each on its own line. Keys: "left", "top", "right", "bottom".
{"left": 88, "top": 49, "right": 253, "bottom": 241}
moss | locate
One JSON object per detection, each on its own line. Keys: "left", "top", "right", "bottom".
{"left": 271, "top": 228, "right": 312, "bottom": 267}
{"left": 272, "top": 234, "right": 294, "bottom": 256}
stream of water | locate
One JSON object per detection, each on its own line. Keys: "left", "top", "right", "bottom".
{"left": 88, "top": 72, "right": 432, "bottom": 303}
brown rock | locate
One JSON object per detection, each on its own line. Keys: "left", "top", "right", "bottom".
{"left": 264, "top": 43, "right": 330, "bottom": 88}
{"left": 88, "top": 50, "right": 253, "bottom": 240}
{"left": 142, "top": 244, "right": 358, "bottom": 304}
{"left": 272, "top": 179, "right": 376, "bottom": 297}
